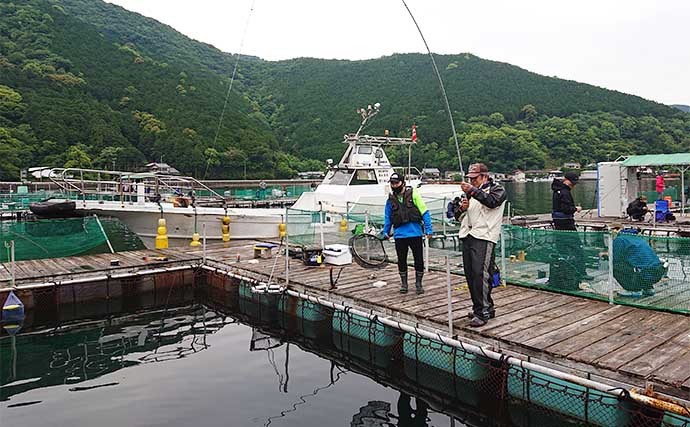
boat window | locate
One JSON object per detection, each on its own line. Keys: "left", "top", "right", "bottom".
{"left": 351, "top": 169, "right": 378, "bottom": 185}
{"left": 327, "top": 170, "right": 353, "bottom": 185}
{"left": 357, "top": 145, "right": 373, "bottom": 154}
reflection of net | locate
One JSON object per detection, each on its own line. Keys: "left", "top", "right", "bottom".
{"left": 349, "top": 234, "right": 388, "bottom": 268}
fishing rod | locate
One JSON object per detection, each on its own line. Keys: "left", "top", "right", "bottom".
{"left": 212, "top": 0, "right": 257, "bottom": 147}
{"left": 400, "top": 0, "right": 464, "bottom": 175}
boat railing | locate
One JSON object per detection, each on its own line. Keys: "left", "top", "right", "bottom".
{"left": 343, "top": 134, "right": 416, "bottom": 146}
{"left": 46, "top": 168, "right": 226, "bottom": 205}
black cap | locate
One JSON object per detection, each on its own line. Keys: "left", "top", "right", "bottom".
{"left": 389, "top": 173, "right": 403, "bottom": 183}
{"left": 564, "top": 171, "right": 580, "bottom": 184}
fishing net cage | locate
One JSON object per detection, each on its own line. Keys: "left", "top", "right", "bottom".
{"left": 498, "top": 225, "right": 690, "bottom": 314}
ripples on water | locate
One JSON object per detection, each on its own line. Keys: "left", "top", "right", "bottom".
{"left": 0, "top": 285, "right": 583, "bottom": 427}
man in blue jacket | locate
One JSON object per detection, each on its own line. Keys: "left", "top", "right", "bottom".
{"left": 383, "top": 173, "right": 433, "bottom": 294}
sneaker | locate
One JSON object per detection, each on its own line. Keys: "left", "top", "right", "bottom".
{"left": 642, "top": 288, "right": 655, "bottom": 297}
{"left": 416, "top": 288, "right": 425, "bottom": 295}
{"left": 399, "top": 287, "right": 408, "bottom": 294}
{"left": 617, "top": 290, "right": 643, "bottom": 298}
{"left": 468, "top": 317, "right": 488, "bottom": 327}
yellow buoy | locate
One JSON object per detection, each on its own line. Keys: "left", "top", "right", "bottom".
{"left": 279, "top": 222, "right": 286, "bottom": 238}
{"left": 190, "top": 232, "right": 201, "bottom": 247}
{"left": 339, "top": 218, "right": 347, "bottom": 232}
{"left": 155, "top": 218, "right": 169, "bottom": 249}
{"left": 222, "top": 216, "right": 231, "bottom": 242}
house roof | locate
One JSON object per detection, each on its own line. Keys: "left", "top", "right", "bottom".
{"left": 621, "top": 153, "right": 690, "bottom": 167}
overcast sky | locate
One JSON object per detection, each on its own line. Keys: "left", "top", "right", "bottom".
{"left": 106, "top": 0, "right": 689, "bottom": 106}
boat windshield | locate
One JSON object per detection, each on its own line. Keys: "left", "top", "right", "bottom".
{"left": 326, "top": 170, "right": 353, "bottom": 185}
{"left": 351, "top": 169, "right": 378, "bottom": 185}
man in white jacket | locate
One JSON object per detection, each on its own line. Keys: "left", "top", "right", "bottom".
{"left": 457, "top": 163, "right": 507, "bottom": 327}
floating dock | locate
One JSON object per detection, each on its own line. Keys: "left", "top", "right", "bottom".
{"left": 2, "top": 241, "right": 689, "bottom": 414}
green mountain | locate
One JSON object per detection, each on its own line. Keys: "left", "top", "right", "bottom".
{"left": 672, "top": 105, "right": 690, "bottom": 113}
{"left": 1, "top": 0, "right": 689, "bottom": 180}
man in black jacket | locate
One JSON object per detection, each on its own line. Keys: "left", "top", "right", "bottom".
{"left": 551, "top": 172, "right": 581, "bottom": 230}
{"left": 550, "top": 172, "right": 587, "bottom": 289}
{"left": 626, "top": 195, "right": 649, "bottom": 221}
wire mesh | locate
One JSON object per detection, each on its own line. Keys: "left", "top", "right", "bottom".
{"left": 498, "top": 225, "right": 690, "bottom": 314}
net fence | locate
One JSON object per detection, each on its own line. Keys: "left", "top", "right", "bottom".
{"left": 0, "top": 191, "right": 61, "bottom": 212}
{"left": 222, "top": 184, "right": 311, "bottom": 201}
{"left": 232, "top": 286, "right": 690, "bottom": 427}
{"left": 499, "top": 225, "right": 690, "bottom": 314}
{"left": 285, "top": 200, "right": 690, "bottom": 314}
{"left": 1, "top": 217, "right": 108, "bottom": 262}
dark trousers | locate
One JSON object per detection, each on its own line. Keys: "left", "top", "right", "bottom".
{"left": 395, "top": 236, "right": 424, "bottom": 273}
{"left": 551, "top": 218, "right": 587, "bottom": 290}
{"left": 461, "top": 235, "right": 495, "bottom": 320}
{"left": 553, "top": 217, "right": 576, "bottom": 231}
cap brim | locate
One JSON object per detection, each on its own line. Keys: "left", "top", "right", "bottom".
{"left": 465, "top": 173, "right": 480, "bottom": 178}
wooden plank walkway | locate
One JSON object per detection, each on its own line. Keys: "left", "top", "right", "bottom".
{"left": 182, "top": 242, "right": 690, "bottom": 402}
{"left": 0, "top": 248, "right": 204, "bottom": 287}
{"left": 2, "top": 241, "right": 690, "bottom": 403}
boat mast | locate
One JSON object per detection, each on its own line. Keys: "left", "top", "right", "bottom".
{"left": 354, "top": 103, "right": 380, "bottom": 138}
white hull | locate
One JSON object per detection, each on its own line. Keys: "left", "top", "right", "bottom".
{"left": 77, "top": 201, "right": 288, "bottom": 245}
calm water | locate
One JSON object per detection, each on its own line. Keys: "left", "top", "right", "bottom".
{"left": 502, "top": 178, "right": 681, "bottom": 216}
{"left": 0, "top": 291, "right": 575, "bottom": 427}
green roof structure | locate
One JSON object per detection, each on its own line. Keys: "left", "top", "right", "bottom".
{"left": 621, "top": 153, "right": 690, "bottom": 167}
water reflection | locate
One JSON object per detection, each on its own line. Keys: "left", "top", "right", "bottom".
{"left": 0, "top": 303, "right": 232, "bottom": 401}
{"left": 2, "top": 288, "right": 581, "bottom": 427}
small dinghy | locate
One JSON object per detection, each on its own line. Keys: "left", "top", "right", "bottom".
{"left": 29, "top": 200, "right": 76, "bottom": 218}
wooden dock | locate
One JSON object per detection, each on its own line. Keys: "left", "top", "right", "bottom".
{"left": 2, "top": 241, "right": 690, "bottom": 404}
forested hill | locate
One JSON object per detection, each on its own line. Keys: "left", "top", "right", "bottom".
{"left": 1, "top": 0, "right": 688, "bottom": 180}
{"left": 673, "top": 105, "right": 690, "bottom": 113}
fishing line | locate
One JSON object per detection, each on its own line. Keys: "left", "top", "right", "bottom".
{"left": 212, "top": 0, "right": 257, "bottom": 147}
{"left": 400, "top": 0, "right": 464, "bottom": 174}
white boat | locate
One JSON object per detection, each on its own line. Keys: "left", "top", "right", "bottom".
{"left": 44, "top": 105, "right": 462, "bottom": 246}
{"left": 44, "top": 170, "right": 288, "bottom": 246}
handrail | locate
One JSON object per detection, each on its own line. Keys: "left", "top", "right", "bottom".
{"left": 45, "top": 167, "right": 226, "bottom": 204}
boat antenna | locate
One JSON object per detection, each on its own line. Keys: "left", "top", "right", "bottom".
{"left": 400, "top": 0, "right": 464, "bottom": 175}
{"left": 354, "top": 102, "right": 381, "bottom": 138}
{"left": 212, "top": 0, "right": 257, "bottom": 147}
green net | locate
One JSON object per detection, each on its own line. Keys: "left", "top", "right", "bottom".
{"left": 285, "top": 202, "right": 690, "bottom": 314}
{"left": 285, "top": 208, "right": 351, "bottom": 249}
{"left": 640, "top": 185, "right": 679, "bottom": 202}
{"left": 0, "top": 191, "right": 60, "bottom": 212}
{"left": 498, "top": 225, "right": 690, "bottom": 314}
{"left": 1, "top": 217, "right": 108, "bottom": 262}
{"left": 222, "top": 185, "right": 312, "bottom": 201}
